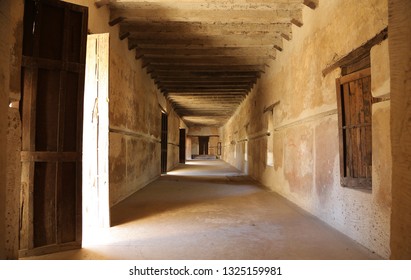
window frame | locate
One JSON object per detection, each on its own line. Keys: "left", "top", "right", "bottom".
{"left": 336, "top": 68, "right": 373, "bottom": 190}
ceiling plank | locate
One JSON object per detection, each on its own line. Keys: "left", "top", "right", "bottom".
{"left": 127, "top": 34, "right": 283, "bottom": 50}
{"left": 102, "top": 0, "right": 310, "bottom": 128}
{"left": 110, "top": 8, "right": 302, "bottom": 25}
{"left": 119, "top": 22, "right": 292, "bottom": 39}
{"left": 109, "top": 1, "right": 301, "bottom": 11}
{"left": 136, "top": 47, "right": 277, "bottom": 58}
{"left": 147, "top": 65, "right": 266, "bottom": 72}
{"left": 143, "top": 56, "right": 270, "bottom": 66}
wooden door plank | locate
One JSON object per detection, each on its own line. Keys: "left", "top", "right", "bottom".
{"left": 363, "top": 76, "right": 373, "bottom": 178}
{"left": 337, "top": 68, "right": 372, "bottom": 187}
{"left": 19, "top": 0, "right": 88, "bottom": 257}
{"left": 21, "top": 151, "right": 79, "bottom": 162}
{"left": 343, "top": 83, "right": 352, "bottom": 177}
{"left": 20, "top": 67, "right": 38, "bottom": 251}
{"left": 336, "top": 79, "right": 345, "bottom": 178}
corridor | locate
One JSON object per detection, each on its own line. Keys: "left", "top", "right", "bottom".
{"left": 24, "top": 160, "right": 379, "bottom": 260}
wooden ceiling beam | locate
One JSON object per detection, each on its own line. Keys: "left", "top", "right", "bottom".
{"left": 168, "top": 92, "right": 246, "bottom": 96}
{"left": 166, "top": 89, "right": 249, "bottom": 93}
{"left": 136, "top": 47, "right": 277, "bottom": 58}
{"left": 156, "top": 80, "right": 254, "bottom": 87}
{"left": 110, "top": 8, "right": 302, "bottom": 25}
{"left": 151, "top": 71, "right": 261, "bottom": 78}
{"left": 161, "top": 85, "right": 252, "bottom": 90}
{"left": 303, "top": 0, "right": 319, "bottom": 9}
{"left": 109, "top": 1, "right": 301, "bottom": 11}
{"left": 154, "top": 77, "right": 257, "bottom": 82}
{"left": 119, "top": 22, "right": 292, "bottom": 40}
{"left": 107, "top": 0, "right": 303, "bottom": 4}
{"left": 147, "top": 64, "right": 265, "bottom": 72}
{"left": 170, "top": 98, "right": 244, "bottom": 103}
{"left": 143, "top": 56, "right": 270, "bottom": 66}
{"left": 127, "top": 35, "right": 283, "bottom": 50}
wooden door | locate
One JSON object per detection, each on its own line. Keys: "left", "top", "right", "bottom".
{"left": 161, "top": 113, "right": 168, "bottom": 174}
{"left": 179, "top": 129, "right": 186, "bottom": 163}
{"left": 83, "top": 34, "right": 110, "bottom": 228}
{"left": 20, "top": 0, "right": 88, "bottom": 257}
{"left": 336, "top": 68, "right": 372, "bottom": 189}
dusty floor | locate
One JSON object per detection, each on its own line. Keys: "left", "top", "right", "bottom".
{"left": 24, "top": 160, "right": 380, "bottom": 260}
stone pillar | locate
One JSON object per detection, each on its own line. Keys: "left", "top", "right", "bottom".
{"left": 389, "top": 0, "right": 411, "bottom": 259}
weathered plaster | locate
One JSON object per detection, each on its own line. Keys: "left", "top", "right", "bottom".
{"left": 371, "top": 40, "right": 390, "bottom": 98}
{"left": 222, "top": 0, "right": 390, "bottom": 258}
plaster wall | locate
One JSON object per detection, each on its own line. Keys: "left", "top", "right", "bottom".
{"left": 65, "top": 1, "right": 182, "bottom": 206}
{"left": 221, "top": 0, "right": 391, "bottom": 258}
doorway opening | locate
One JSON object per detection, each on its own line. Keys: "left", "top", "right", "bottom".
{"left": 179, "top": 129, "right": 186, "bottom": 163}
{"left": 199, "top": 136, "right": 209, "bottom": 155}
{"left": 161, "top": 113, "right": 168, "bottom": 174}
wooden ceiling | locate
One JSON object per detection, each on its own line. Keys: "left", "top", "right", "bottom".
{"left": 95, "top": 0, "right": 318, "bottom": 127}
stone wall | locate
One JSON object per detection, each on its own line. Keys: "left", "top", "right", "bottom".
{"left": 221, "top": 0, "right": 391, "bottom": 258}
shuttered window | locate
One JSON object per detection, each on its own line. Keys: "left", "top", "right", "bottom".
{"left": 336, "top": 68, "right": 372, "bottom": 189}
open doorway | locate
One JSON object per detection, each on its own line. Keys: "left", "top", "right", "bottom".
{"left": 82, "top": 33, "right": 110, "bottom": 241}
{"left": 199, "top": 136, "right": 209, "bottom": 155}
{"left": 161, "top": 113, "right": 168, "bottom": 174}
{"left": 179, "top": 128, "right": 186, "bottom": 163}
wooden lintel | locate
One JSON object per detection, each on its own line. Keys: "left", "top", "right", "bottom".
{"left": 322, "top": 27, "right": 388, "bottom": 77}
{"left": 109, "top": 17, "right": 125, "bottom": 27}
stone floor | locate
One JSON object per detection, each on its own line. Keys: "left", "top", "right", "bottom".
{"left": 23, "top": 160, "right": 380, "bottom": 260}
